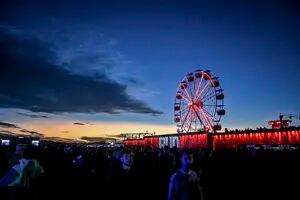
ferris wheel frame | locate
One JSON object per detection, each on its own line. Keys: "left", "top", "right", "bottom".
{"left": 174, "top": 69, "right": 225, "bottom": 133}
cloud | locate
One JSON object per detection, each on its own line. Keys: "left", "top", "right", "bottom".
{"left": 124, "top": 77, "right": 144, "bottom": 86}
{"left": 0, "top": 27, "right": 163, "bottom": 115}
{"left": 80, "top": 136, "right": 116, "bottom": 142}
{"left": 43, "top": 137, "right": 82, "bottom": 143}
{"left": 0, "top": 130, "right": 19, "bottom": 136}
{"left": 61, "top": 131, "right": 69, "bottom": 133}
{"left": 105, "top": 134, "right": 128, "bottom": 138}
{"left": 20, "top": 129, "right": 44, "bottom": 137}
{"left": 0, "top": 121, "right": 19, "bottom": 129}
{"left": 0, "top": 120, "right": 43, "bottom": 137}
{"left": 74, "top": 122, "right": 85, "bottom": 125}
{"left": 17, "top": 112, "right": 50, "bottom": 118}
{"left": 55, "top": 33, "right": 130, "bottom": 79}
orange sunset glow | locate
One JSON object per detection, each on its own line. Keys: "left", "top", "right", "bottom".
{"left": 18, "top": 121, "right": 177, "bottom": 139}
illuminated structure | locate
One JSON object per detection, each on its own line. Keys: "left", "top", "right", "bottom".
{"left": 268, "top": 120, "right": 291, "bottom": 129}
{"left": 124, "top": 128, "right": 300, "bottom": 150}
{"left": 174, "top": 69, "right": 225, "bottom": 133}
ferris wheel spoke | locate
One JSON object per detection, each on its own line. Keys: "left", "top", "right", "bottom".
{"left": 182, "top": 77, "right": 193, "bottom": 99}
{"left": 186, "top": 112, "right": 194, "bottom": 132}
{"left": 180, "top": 105, "right": 189, "bottom": 112}
{"left": 180, "top": 92, "right": 191, "bottom": 102}
{"left": 183, "top": 114, "right": 192, "bottom": 132}
{"left": 181, "top": 88, "right": 192, "bottom": 101}
{"left": 205, "top": 106, "right": 216, "bottom": 117}
{"left": 192, "top": 78, "right": 197, "bottom": 98}
{"left": 188, "top": 120, "right": 195, "bottom": 132}
{"left": 202, "top": 92, "right": 216, "bottom": 102}
{"left": 180, "top": 108, "right": 189, "bottom": 117}
{"left": 181, "top": 99, "right": 188, "bottom": 105}
{"left": 192, "top": 109, "right": 201, "bottom": 131}
{"left": 194, "top": 75, "right": 204, "bottom": 99}
{"left": 202, "top": 87, "right": 214, "bottom": 98}
{"left": 203, "top": 99, "right": 215, "bottom": 107}
{"left": 199, "top": 109, "right": 214, "bottom": 131}
{"left": 181, "top": 101, "right": 189, "bottom": 109}
{"left": 181, "top": 106, "right": 189, "bottom": 113}
{"left": 202, "top": 94, "right": 215, "bottom": 102}
{"left": 181, "top": 107, "right": 191, "bottom": 128}
{"left": 189, "top": 109, "right": 196, "bottom": 124}
{"left": 182, "top": 88, "right": 191, "bottom": 99}
{"left": 180, "top": 104, "right": 188, "bottom": 112}
{"left": 202, "top": 108, "right": 216, "bottom": 120}
{"left": 196, "top": 81, "right": 210, "bottom": 100}
{"left": 187, "top": 80, "right": 195, "bottom": 99}
{"left": 191, "top": 107, "right": 205, "bottom": 129}
{"left": 182, "top": 97, "right": 190, "bottom": 103}
{"left": 199, "top": 112, "right": 209, "bottom": 131}
{"left": 204, "top": 104, "right": 216, "bottom": 116}
{"left": 201, "top": 87, "right": 214, "bottom": 101}
{"left": 207, "top": 104, "right": 217, "bottom": 116}
{"left": 194, "top": 106, "right": 213, "bottom": 131}
{"left": 195, "top": 74, "right": 205, "bottom": 98}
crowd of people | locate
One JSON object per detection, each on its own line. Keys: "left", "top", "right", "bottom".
{"left": 0, "top": 142, "right": 300, "bottom": 200}
{"left": 224, "top": 125, "right": 300, "bottom": 133}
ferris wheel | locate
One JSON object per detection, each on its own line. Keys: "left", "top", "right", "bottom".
{"left": 174, "top": 69, "right": 225, "bottom": 133}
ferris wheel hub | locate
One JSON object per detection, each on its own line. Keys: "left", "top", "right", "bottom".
{"left": 188, "top": 100, "right": 203, "bottom": 109}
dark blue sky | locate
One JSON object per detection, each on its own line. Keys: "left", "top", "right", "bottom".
{"left": 0, "top": 0, "right": 299, "bottom": 137}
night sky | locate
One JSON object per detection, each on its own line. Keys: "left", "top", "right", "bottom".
{"left": 0, "top": 0, "right": 299, "bottom": 139}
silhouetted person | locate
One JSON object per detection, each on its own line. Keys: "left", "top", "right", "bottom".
{"left": 107, "top": 149, "right": 141, "bottom": 200}
{"left": 0, "top": 144, "right": 44, "bottom": 199}
{"left": 168, "top": 149, "right": 203, "bottom": 200}
{"left": 159, "top": 146, "right": 176, "bottom": 199}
